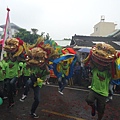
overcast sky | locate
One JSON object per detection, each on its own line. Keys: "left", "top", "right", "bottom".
{"left": 0, "top": 0, "right": 120, "bottom": 40}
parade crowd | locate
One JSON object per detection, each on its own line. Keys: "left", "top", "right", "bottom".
{"left": 0, "top": 53, "right": 50, "bottom": 118}
{"left": 0, "top": 48, "right": 120, "bottom": 120}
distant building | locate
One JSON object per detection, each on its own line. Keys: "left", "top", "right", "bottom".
{"left": 71, "top": 16, "right": 120, "bottom": 51}
{"left": 91, "top": 16, "right": 117, "bottom": 37}
{"left": 0, "top": 23, "right": 21, "bottom": 38}
{"left": 107, "top": 29, "right": 120, "bottom": 39}
{"left": 55, "top": 40, "right": 71, "bottom": 47}
{"left": 70, "top": 34, "right": 120, "bottom": 62}
{"left": 71, "top": 34, "right": 120, "bottom": 51}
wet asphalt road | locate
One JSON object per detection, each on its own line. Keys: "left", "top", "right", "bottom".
{"left": 0, "top": 84, "right": 120, "bottom": 120}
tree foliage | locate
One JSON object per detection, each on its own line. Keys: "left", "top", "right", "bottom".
{"left": 15, "top": 28, "right": 40, "bottom": 44}
{"left": 31, "top": 28, "right": 38, "bottom": 35}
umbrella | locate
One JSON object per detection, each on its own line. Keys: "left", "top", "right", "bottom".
{"left": 78, "top": 48, "right": 90, "bottom": 53}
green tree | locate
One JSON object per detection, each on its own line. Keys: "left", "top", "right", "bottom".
{"left": 31, "top": 28, "right": 38, "bottom": 35}
{"left": 15, "top": 28, "right": 40, "bottom": 44}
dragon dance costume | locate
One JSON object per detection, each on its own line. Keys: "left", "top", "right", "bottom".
{"left": 84, "top": 43, "right": 120, "bottom": 120}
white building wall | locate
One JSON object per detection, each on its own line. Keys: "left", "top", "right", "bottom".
{"left": 0, "top": 28, "right": 19, "bottom": 38}
{"left": 91, "top": 22, "right": 116, "bottom": 37}
{"left": 11, "top": 28, "right": 19, "bottom": 36}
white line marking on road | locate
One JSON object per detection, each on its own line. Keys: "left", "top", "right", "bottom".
{"left": 46, "top": 84, "right": 120, "bottom": 96}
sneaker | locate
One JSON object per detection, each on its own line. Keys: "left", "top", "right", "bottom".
{"left": 109, "top": 96, "right": 113, "bottom": 100}
{"left": 106, "top": 98, "right": 110, "bottom": 103}
{"left": 58, "top": 91, "right": 63, "bottom": 95}
{"left": 88, "top": 86, "right": 91, "bottom": 88}
{"left": 42, "top": 82, "right": 46, "bottom": 85}
{"left": 46, "top": 81, "right": 50, "bottom": 85}
{"left": 3, "top": 96, "right": 8, "bottom": 100}
{"left": 19, "top": 94, "right": 27, "bottom": 102}
{"left": 8, "top": 102, "right": 15, "bottom": 108}
{"left": 91, "top": 105, "right": 96, "bottom": 116}
{"left": 30, "top": 113, "right": 39, "bottom": 118}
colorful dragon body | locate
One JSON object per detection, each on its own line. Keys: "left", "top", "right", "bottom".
{"left": 52, "top": 54, "right": 76, "bottom": 79}
{"left": 39, "top": 38, "right": 77, "bottom": 79}
{"left": 43, "top": 39, "right": 62, "bottom": 60}
{"left": 3, "top": 35, "right": 77, "bottom": 79}
{"left": 114, "top": 53, "right": 120, "bottom": 80}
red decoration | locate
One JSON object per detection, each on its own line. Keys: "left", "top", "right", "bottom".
{"left": 7, "top": 8, "right": 10, "bottom": 11}
{"left": 0, "top": 39, "right": 3, "bottom": 44}
{"left": 66, "top": 48, "right": 76, "bottom": 54}
{"left": 117, "top": 52, "right": 120, "bottom": 57}
{"left": 16, "top": 38, "right": 23, "bottom": 45}
{"left": 37, "top": 42, "right": 44, "bottom": 47}
{"left": 62, "top": 48, "right": 76, "bottom": 54}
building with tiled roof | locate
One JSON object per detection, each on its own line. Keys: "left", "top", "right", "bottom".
{"left": 70, "top": 34, "right": 120, "bottom": 51}
{"left": 71, "top": 17, "right": 120, "bottom": 51}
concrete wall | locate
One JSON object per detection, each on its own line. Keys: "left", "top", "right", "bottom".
{"left": 91, "top": 22, "right": 116, "bottom": 37}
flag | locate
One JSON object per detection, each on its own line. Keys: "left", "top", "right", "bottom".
{"left": 1, "top": 8, "right": 12, "bottom": 60}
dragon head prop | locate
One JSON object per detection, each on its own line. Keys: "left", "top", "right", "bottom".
{"left": 83, "top": 43, "right": 118, "bottom": 77}
{"left": 4, "top": 38, "right": 24, "bottom": 54}
{"left": 25, "top": 44, "right": 61, "bottom": 67}
{"left": 3, "top": 37, "right": 45, "bottom": 61}
{"left": 83, "top": 43, "right": 117, "bottom": 66}
{"left": 26, "top": 47, "right": 47, "bottom": 67}
{"left": 3, "top": 38, "right": 26, "bottom": 61}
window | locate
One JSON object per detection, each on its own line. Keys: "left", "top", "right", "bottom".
{"left": 96, "top": 27, "right": 98, "bottom": 31}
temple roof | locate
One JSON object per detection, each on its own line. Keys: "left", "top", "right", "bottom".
{"left": 71, "top": 35, "right": 120, "bottom": 50}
